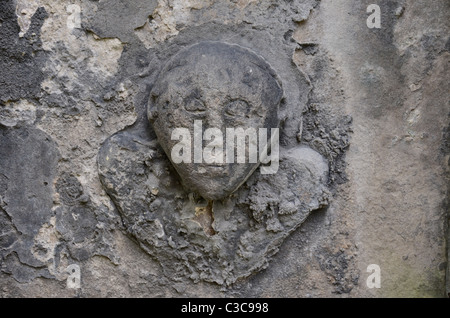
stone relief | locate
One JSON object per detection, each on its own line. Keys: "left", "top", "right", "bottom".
{"left": 148, "top": 42, "right": 283, "bottom": 200}
{"left": 1, "top": 0, "right": 448, "bottom": 298}
{"left": 98, "top": 41, "right": 330, "bottom": 286}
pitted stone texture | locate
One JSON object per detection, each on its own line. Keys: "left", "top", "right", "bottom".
{"left": 148, "top": 41, "right": 283, "bottom": 200}
{"left": 0, "top": 127, "right": 59, "bottom": 282}
{"left": 98, "top": 131, "right": 329, "bottom": 285}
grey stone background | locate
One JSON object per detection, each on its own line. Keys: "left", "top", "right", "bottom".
{"left": 0, "top": 0, "right": 448, "bottom": 297}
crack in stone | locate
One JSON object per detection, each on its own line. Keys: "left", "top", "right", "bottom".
{"left": 194, "top": 201, "right": 216, "bottom": 236}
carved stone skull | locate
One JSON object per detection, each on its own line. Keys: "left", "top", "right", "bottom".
{"left": 148, "top": 41, "right": 283, "bottom": 200}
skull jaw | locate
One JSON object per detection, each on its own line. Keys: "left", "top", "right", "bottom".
{"left": 171, "top": 162, "right": 260, "bottom": 201}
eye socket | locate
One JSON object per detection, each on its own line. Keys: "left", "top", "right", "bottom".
{"left": 184, "top": 99, "right": 206, "bottom": 114}
{"left": 225, "top": 100, "right": 249, "bottom": 117}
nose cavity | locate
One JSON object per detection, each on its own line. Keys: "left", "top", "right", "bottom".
{"left": 204, "top": 103, "right": 225, "bottom": 130}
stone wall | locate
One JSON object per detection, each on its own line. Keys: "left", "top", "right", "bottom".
{"left": 0, "top": 0, "right": 448, "bottom": 297}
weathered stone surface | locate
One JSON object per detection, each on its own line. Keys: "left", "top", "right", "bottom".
{"left": 0, "top": 0, "right": 448, "bottom": 298}
{"left": 0, "top": 127, "right": 59, "bottom": 282}
{"left": 0, "top": 1, "right": 47, "bottom": 103}
{"left": 148, "top": 41, "right": 283, "bottom": 200}
{"left": 98, "top": 127, "right": 329, "bottom": 285}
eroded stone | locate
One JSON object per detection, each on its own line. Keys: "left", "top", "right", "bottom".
{"left": 148, "top": 41, "right": 283, "bottom": 200}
